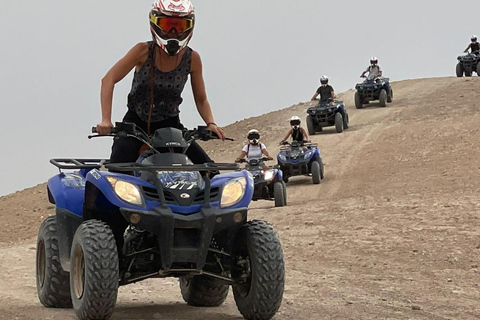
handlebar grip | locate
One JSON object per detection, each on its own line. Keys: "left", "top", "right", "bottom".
{"left": 91, "top": 126, "right": 117, "bottom": 134}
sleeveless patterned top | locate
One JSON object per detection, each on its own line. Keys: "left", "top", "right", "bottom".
{"left": 127, "top": 41, "right": 192, "bottom": 122}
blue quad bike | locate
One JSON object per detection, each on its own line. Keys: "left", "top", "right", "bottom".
{"left": 354, "top": 76, "right": 393, "bottom": 109}
{"left": 456, "top": 53, "right": 480, "bottom": 77}
{"left": 35, "top": 122, "right": 285, "bottom": 320}
{"left": 306, "top": 99, "right": 349, "bottom": 134}
{"left": 277, "top": 141, "right": 324, "bottom": 184}
{"left": 238, "top": 157, "right": 287, "bottom": 207}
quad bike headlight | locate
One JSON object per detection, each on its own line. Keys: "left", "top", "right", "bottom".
{"left": 278, "top": 154, "right": 287, "bottom": 161}
{"left": 220, "top": 177, "right": 247, "bottom": 208}
{"left": 106, "top": 177, "right": 144, "bottom": 206}
{"left": 264, "top": 170, "right": 275, "bottom": 182}
{"left": 303, "top": 151, "right": 313, "bottom": 159}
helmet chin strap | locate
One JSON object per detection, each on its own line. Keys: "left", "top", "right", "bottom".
{"left": 166, "top": 40, "right": 180, "bottom": 56}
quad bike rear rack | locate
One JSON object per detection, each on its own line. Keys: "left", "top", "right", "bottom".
{"left": 50, "top": 158, "right": 109, "bottom": 170}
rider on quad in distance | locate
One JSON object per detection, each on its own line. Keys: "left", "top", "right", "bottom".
{"left": 355, "top": 57, "right": 393, "bottom": 109}
{"left": 235, "top": 129, "right": 286, "bottom": 207}
{"left": 456, "top": 35, "right": 480, "bottom": 77}
{"left": 308, "top": 75, "right": 349, "bottom": 134}
{"left": 277, "top": 116, "right": 325, "bottom": 184}
{"left": 36, "top": 123, "right": 286, "bottom": 320}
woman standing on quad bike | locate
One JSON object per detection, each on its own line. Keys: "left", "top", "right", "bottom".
{"left": 310, "top": 75, "right": 335, "bottom": 104}
{"left": 235, "top": 129, "right": 273, "bottom": 170}
{"left": 96, "top": 0, "right": 224, "bottom": 165}
{"left": 464, "top": 35, "right": 480, "bottom": 54}
{"left": 281, "top": 116, "right": 310, "bottom": 144}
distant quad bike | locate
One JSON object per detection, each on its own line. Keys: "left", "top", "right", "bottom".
{"left": 355, "top": 76, "right": 393, "bottom": 109}
{"left": 36, "top": 122, "right": 285, "bottom": 320}
{"left": 277, "top": 141, "right": 324, "bottom": 184}
{"left": 306, "top": 99, "right": 349, "bottom": 134}
{"left": 238, "top": 157, "right": 287, "bottom": 207}
{"left": 456, "top": 53, "right": 480, "bottom": 77}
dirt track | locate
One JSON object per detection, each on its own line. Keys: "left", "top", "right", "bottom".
{"left": 1, "top": 77, "right": 480, "bottom": 319}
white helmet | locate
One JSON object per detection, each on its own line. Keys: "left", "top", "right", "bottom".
{"left": 320, "top": 75, "right": 329, "bottom": 85}
{"left": 370, "top": 56, "right": 378, "bottom": 65}
{"left": 247, "top": 129, "right": 260, "bottom": 145}
{"left": 290, "top": 116, "right": 301, "bottom": 130}
{"left": 150, "top": 0, "right": 195, "bottom": 56}
{"left": 472, "top": 35, "right": 478, "bottom": 42}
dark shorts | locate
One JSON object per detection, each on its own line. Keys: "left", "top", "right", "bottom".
{"left": 110, "top": 110, "right": 213, "bottom": 165}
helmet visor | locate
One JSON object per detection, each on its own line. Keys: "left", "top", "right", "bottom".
{"left": 150, "top": 15, "right": 194, "bottom": 33}
{"left": 290, "top": 120, "right": 301, "bottom": 126}
{"left": 247, "top": 133, "right": 260, "bottom": 140}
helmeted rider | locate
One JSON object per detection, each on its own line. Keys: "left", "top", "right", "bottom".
{"left": 96, "top": 0, "right": 225, "bottom": 168}
{"left": 464, "top": 35, "right": 480, "bottom": 55}
{"left": 235, "top": 129, "right": 273, "bottom": 169}
{"left": 311, "top": 75, "right": 336, "bottom": 105}
{"left": 281, "top": 116, "right": 310, "bottom": 144}
{"left": 360, "top": 57, "right": 383, "bottom": 81}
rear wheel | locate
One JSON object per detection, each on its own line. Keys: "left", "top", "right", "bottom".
{"left": 334, "top": 113, "right": 343, "bottom": 133}
{"left": 306, "top": 115, "right": 315, "bottom": 135}
{"left": 456, "top": 63, "right": 464, "bottom": 77}
{"left": 70, "top": 220, "right": 119, "bottom": 320}
{"left": 311, "top": 161, "right": 321, "bottom": 184}
{"left": 379, "top": 89, "right": 387, "bottom": 107}
{"left": 354, "top": 91, "right": 363, "bottom": 109}
{"left": 232, "top": 220, "right": 285, "bottom": 320}
{"left": 36, "top": 216, "right": 72, "bottom": 308}
{"left": 319, "top": 157, "right": 325, "bottom": 180}
{"left": 343, "top": 113, "right": 349, "bottom": 129}
{"left": 180, "top": 275, "right": 229, "bottom": 307}
{"left": 387, "top": 87, "right": 393, "bottom": 103}
{"left": 280, "top": 180, "right": 287, "bottom": 206}
{"left": 274, "top": 182, "right": 285, "bottom": 207}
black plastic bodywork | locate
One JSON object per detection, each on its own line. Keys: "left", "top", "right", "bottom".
{"left": 307, "top": 101, "right": 348, "bottom": 128}
{"left": 355, "top": 79, "right": 391, "bottom": 102}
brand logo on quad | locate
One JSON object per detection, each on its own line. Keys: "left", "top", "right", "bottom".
{"left": 180, "top": 193, "right": 190, "bottom": 199}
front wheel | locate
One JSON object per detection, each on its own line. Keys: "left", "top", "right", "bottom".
{"left": 354, "top": 91, "right": 363, "bottom": 109}
{"left": 232, "top": 220, "right": 285, "bottom": 320}
{"left": 70, "top": 220, "right": 119, "bottom": 320}
{"left": 311, "top": 160, "right": 321, "bottom": 184}
{"left": 36, "top": 216, "right": 73, "bottom": 308}
{"left": 273, "top": 182, "right": 286, "bottom": 207}
{"left": 334, "top": 113, "right": 344, "bottom": 133}
{"left": 379, "top": 89, "right": 387, "bottom": 107}
{"left": 179, "top": 275, "right": 229, "bottom": 307}
{"left": 306, "top": 115, "right": 316, "bottom": 135}
{"left": 456, "top": 63, "right": 464, "bottom": 77}
{"left": 476, "top": 62, "right": 480, "bottom": 76}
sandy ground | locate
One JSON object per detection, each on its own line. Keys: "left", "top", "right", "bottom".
{"left": 1, "top": 76, "right": 480, "bottom": 319}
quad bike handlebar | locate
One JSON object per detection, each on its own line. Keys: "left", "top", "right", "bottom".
{"left": 236, "top": 157, "right": 272, "bottom": 164}
{"left": 90, "top": 122, "right": 234, "bottom": 142}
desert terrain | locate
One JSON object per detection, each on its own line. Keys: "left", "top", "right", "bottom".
{"left": 1, "top": 76, "right": 479, "bottom": 319}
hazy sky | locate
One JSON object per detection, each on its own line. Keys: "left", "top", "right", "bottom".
{"left": 0, "top": 0, "right": 478, "bottom": 196}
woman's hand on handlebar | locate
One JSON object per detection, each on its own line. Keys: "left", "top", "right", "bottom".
{"left": 207, "top": 123, "right": 225, "bottom": 141}
{"left": 96, "top": 120, "right": 114, "bottom": 135}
